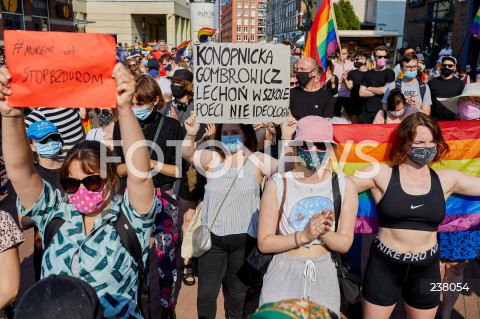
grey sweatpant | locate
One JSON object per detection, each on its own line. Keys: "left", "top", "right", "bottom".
{"left": 259, "top": 252, "right": 340, "bottom": 315}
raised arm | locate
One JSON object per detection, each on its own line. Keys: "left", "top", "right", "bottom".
{"left": 0, "top": 68, "right": 44, "bottom": 210}
{"left": 114, "top": 64, "right": 154, "bottom": 214}
{"left": 182, "top": 112, "right": 215, "bottom": 171}
{"left": 438, "top": 169, "right": 480, "bottom": 198}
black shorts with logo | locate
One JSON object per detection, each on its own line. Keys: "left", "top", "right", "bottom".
{"left": 362, "top": 237, "right": 441, "bottom": 309}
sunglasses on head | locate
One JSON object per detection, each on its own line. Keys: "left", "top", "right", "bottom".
{"left": 442, "top": 64, "right": 455, "bottom": 69}
{"left": 95, "top": 108, "right": 111, "bottom": 116}
{"left": 37, "top": 134, "right": 62, "bottom": 144}
{"left": 60, "top": 175, "right": 104, "bottom": 194}
{"left": 375, "top": 55, "right": 387, "bottom": 59}
{"left": 300, "top": 142, "right": 327, "bottom": 152}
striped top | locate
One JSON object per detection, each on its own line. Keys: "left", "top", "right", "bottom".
{"left": 202, "top": 153, "right": 260, "bottom": 236}
{"left": 25, "top": 108, "right": 85, "bottom": 160}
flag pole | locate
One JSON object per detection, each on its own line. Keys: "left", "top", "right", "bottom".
{"left": 330, "top": 0, "right": 342, "bottom": 51}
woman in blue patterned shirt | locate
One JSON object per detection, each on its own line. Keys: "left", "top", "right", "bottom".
{"left": 0, "top": 64, "right": 156, "bottom": 318}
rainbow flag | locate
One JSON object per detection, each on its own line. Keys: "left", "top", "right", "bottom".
{"left": 470, "top": 6, "right": 480, "bottom": 39}
{"left": 176, "top": 40, "right": 191, "bottom": 57}
{"left": 304, "top": 0, "right": 339, "bottom": 73}
{"left": 197, "top": 27, "right": 216, "bottom": 43}
{"left": 148, "top": 40, "right": 157, "bottom": 47}
{"left": 332, "top": 121, "right": 480, "bottom": 233}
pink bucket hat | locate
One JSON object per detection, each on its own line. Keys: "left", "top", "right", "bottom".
{"left": 294, "top": 116, "right": 337, "bottom": 145}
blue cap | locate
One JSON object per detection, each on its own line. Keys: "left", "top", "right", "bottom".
{"left": 26, "top": 121, "right": 60, "bottom": 141}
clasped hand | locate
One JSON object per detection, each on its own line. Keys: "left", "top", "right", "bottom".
{"left": 303, "top": 209, "right": 334, "bottom": 242}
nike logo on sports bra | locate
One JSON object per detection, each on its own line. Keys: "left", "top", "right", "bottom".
{"left": 411, "top": 204, "right": 424, "bottom": 209}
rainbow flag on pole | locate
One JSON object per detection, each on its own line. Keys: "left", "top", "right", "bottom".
{"left": 332, "top": 121, "right": 480, "bottom": 233}
{"left": 176, "top": 40, "right": 191, "bottom": 57}
{"left": 304, "top": 0, "right": 339, "bottom": 72}
{"left": 470, "top": 6, "right": 480, "bottom": 39}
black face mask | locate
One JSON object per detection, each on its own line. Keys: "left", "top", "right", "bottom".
{"left": 98, "top": 112, "right": 114, "bottom": 127}
{"left": 354, "top": 62, "right": 364, "bottom": 68}
{"left": 171, "top": 84, "right": 187, "bottom": 99}
{"left": 296, "top": 72, "right": 311, "bottom": 86}
{"left": 441, "top": 68, "right": 454, "bottom": 77}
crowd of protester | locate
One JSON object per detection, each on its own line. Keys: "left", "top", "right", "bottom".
{"left": 0, "top": 38, "right": 479, "bottom": 319}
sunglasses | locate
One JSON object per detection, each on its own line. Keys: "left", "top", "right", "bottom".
{"left": 300, "top": 142, "right": 327, "bottom": 152}
{"left": 375, "top": 55, "right": 387, "bottom": 59}
{"left": 442, "top": 64, "right": 455, "bottom": 69}
{"left": 95, "top": 108, "right": 111, "bottom": 116}
{"left": 60, "top": 175, "right": 104, "bottom": 194}
{"left": 290, "top": 81, "right": 299, "bottom": 86}
{"left": 129, "top": 64, "right": 137, "bottom": 67}
{"left": 38, "top": 134, "right": 62, "bottom": 144}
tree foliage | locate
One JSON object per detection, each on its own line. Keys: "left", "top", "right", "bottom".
{"left": 334, "top": 0, "right": 360, "bottom": 30}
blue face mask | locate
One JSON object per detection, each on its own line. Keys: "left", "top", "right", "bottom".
{"left": 36, "top": 140, "right": 62, "bottom": 159}
{"left": 165, "top": 64, "right": 172, "bottom": 71}
{"left": 403, "top": 70, "right": 417, "bottom": 80}
{"left": 143, "top": 60, "right": 148, "bottom": 66}
{"left": 132, "top": 106, "right": 152, "bottom": 121}
{"left": 298, "top": 149, "right": 330, "bottom": 170}
{"left": 420, "top": 65, "right": 425, "bottom": 71}
{"left": 221, "top": 135, "right": 243, "bottom": 153}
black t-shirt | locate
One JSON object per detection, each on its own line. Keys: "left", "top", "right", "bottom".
{"left": 428, "top": 77, "right": 465, "bottom": 121}
{"left": 361, "top": 69, "right": 395, "bottom": 113}
{"left": 347, "top": 69, "right": 366, "bottom": 100}
{"left": 289, "top": 86, "right": 334, "bottom": 120}
{"left": 35, "top": 164, "right": 61, "bottom": 190}
{"left": 113, "top": 111, "right": 185, "bottom": 188}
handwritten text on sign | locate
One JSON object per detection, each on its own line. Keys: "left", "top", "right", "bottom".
{"left": 194, "top": 43, "right": 290, "bottom": 124}
{"left": 5, "top": 31, "right": 116, "bottom": 108}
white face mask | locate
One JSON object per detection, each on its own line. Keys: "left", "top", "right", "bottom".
{"left": 389, "top": 108, "right": 405, "bottom": 117}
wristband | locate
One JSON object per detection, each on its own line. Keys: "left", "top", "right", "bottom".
{"left": 294, "top": 231, "right": 301, "bottom": 248}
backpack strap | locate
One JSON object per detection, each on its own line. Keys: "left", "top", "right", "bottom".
{"left": 43, "top": 217, "right": 65, "bottom": 250}
{"left": 418, "top": 81, "right": 426, "bottom": 102}
{"left": 394, "top": 79, "right": 402, "bottom": 91}
{"left": 383, "top": 109, "right": 388, "bottom": 124}
{"left": 113, "top": 209, "right": 148, "bottom": 317}
{"left": 275, "top": 176, "right": 287, "bottom": 233}
{"left": 332, "top": 173, "right": 341, "bottom": 232}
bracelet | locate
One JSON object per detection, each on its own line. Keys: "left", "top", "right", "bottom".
{"left": 1, "top": 114, "right": 22, "bottom": 118}
{"left": 186, "top": 133, "right": 197, "bottom": 137}
{"left": 294, "top": 231, "right": 301, "bottom": 248}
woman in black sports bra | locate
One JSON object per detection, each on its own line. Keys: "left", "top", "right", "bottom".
{"left": 350, "top": 112, "right": 480, "bottom": 319}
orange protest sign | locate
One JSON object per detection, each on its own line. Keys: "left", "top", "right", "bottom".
{"left": 4, "top": 30, "right": 117, "bottom": 108}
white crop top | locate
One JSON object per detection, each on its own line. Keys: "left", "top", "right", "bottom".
{"left": 273, "top": 171, "right": 346, "bottom": 246}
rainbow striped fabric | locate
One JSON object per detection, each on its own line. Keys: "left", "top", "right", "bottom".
{"left": 197, "top": 27, "right": 216, "bottom": 43}
{"left": 470, "top": 6, "right": 480, "bottom": 38}
{"left": 148, "top": 40, "right": 157, "bottom": 47}
{"left": 304, "top": 0, "right": 339, "bottom": 72}
{"left": 332, "top": 121, "right": 480, "bottom": 233}
{"left": 176, "top": 40, "right": 191, "bottom": 56}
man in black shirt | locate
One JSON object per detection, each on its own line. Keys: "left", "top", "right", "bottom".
{"left": 428, "top": 56, "right": 465, "bottom": 121}
{"left": 359, "top": 46, "right": 395, "bottom": 123}
{"left": 289, "top": 57, "right": 334, "bottom": 120}
{"left": 345, "top": 52, "right": 368, "bottom": 123}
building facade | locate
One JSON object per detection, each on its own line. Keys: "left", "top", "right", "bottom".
{"left": 403, "top": 0, "right": 479, "bottom": 67}
{"left": 220, "top": 0, "right": 267, "bottom": 43}
{"left": 0, "top": 0, "right": 74, "bottom": 44}
{"left": 74, "top": 0, "right": 190, "bottom": 49}
{"left": 266, "top": 0, "right": 304, "bottom": 43}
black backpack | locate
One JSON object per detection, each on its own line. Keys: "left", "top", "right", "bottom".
{"left": 43, "top": 209, "right": 151, "bottom": 319}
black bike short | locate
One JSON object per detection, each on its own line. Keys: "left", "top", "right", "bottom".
{"left": 362, "top": 237, "right": 441, "bottom": 309}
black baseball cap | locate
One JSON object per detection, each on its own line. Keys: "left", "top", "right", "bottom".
{"left": 167, "top": 69, "right": 194, "bottom": 82}
{"left": 147, "top": 58, "right": 160, "bottom": 70}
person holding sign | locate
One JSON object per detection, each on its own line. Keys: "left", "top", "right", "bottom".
{"left": 290, "top": 58, "right": 334, "bottom": 120}
{"left": 350, "top": 113, "right": 480, "bottom": 319}
{"left": 257, "top": 116, "right": 358, "bottom": 316}
{"left": 182, "top": 113, "right": 296, "bottom": 319}
{"left": 0, "top": 64, "right": 157, "bottom": 319}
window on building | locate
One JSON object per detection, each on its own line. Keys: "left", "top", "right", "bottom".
{"left": 251, "top": 10, "right": 255, "bottom": 16}
{"left": 244, "top": 1, "right": 249, "bottom": 7}
{"left": 237, "top": 10, "right": 242, "bottom": 17}
{"left": 3, "top": 13, "right": 24, "bottom": 30}
{"left": 237, "top": 1, "right": 242, "bottom": 8}
{"left": 237, "top": 35, "right": 242, "bottom": 41}
{"left": 251, "top": 18, "right": 255, "bottom": 24}
{"left": 237, "top": 26, "right": 241, "bottom": 32}
{"left": 237, "top": 18, "right": 242, "bottom": 24}
{"left": 32, "top": 16, "right": 49, "bottom": 31}
{"left": 251, "top": 26, "right": 255, "bottom": 33}
{"left": 244, "top": 10, "right": 249, "bottom": 16}
{"left": 244, "top": 35, "right": 248, "bottom": 41}
{"left": 251, "top": 1, "right": 255, "bottom": 7}
{"left": 244, "top": 18, "right": 249, "bottom": 24}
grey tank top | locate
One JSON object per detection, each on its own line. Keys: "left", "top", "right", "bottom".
{"left": 202, "top": 153, "right": 260, "bottom": 236}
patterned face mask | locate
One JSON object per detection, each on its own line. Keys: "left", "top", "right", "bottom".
{"left": 68, "top": 187, "right": 105, "bottom": 215}
{"left": 408, "top": 146, "right": 437, "bottom": 166}
{"left": 298, "top": 149, "right": 330, "bottom": 170}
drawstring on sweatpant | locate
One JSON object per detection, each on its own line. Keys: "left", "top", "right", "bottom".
{"left": 303, "top": 260, "right": 317, "bottom": 300}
